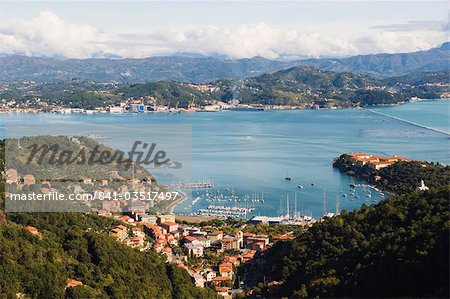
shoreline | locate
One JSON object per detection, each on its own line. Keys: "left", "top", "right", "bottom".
{"left": 1, "top": 98, "right": 447, "bottom": 115}
{"left": 165, "top": 191, "right": 188, "bottom": 214}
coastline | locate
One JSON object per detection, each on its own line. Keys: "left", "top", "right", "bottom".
{"left": 1, "top": 98, "right": 448, "bottom": 115}
{"left": 165, "top": 191, "right": 188, "bottom": 214}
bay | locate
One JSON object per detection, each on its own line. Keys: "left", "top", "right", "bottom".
{"left": 1, "top": 100, "right": 448, "bottom": 217}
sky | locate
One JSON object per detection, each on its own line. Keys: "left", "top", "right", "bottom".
{"left": 0, "top": 1, "right": 448, "bottom": 59}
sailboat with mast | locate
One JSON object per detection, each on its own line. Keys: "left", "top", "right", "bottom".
{"left": 286, "top": 194, "right": 290, "bottom": 219}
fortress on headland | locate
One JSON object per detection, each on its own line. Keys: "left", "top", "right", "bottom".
{"left": 346, "top": 153, "right": 412, "bottom": 170}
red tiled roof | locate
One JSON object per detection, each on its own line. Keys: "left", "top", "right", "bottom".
{"left": 184, "top": 236, "right": 196, "bottom": 242}
{"left": 161, "top": 221, "right": 177, "bottom": 226}
{"left": 162, "top": 247, "right": 172, "bottom": 253}
{"left": 369, "top": 161, "right": 392, "bottom": 165}
{"left": 25, "top": 226, "right": 38, "bottom": 232}
{"left": 225, "top": 256, "right": 238, "bottom": 263}
{"left": 243, "top": 250, "right": 256, "bottom": 258}
{"left": 212, "top": 276, "right": 231, "bottom": 281}
{"left": 66, "top": 279, "right": 83, "bottom": 288}
{"left": 272, "top": 235, "right": 295, "bottom": 240}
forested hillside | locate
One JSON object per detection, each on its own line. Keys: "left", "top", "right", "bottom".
{"left": 376, "top": 161, "right": 450, "bottom": 194}
{"left": 247, "top": 185, "right": 450, "bottom": 298}
{"left": 0, "top": 140, "right": 215, "bottom": 298}
{"left": 333, "top": 155, "right": 450, "bottom": 195}
{"left": 218, "top": 66, "right": 403, "bottom": 106}
{"left": 3, "top": 66, "right": 448, "bottom": 109}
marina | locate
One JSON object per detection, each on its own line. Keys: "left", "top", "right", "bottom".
{"left": 194, "top": 205, "right": 256, "bottom": 218}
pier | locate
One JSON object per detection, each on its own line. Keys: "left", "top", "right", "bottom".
{"left": 163, "top": 181, "right": 213, "bottom": 189}
{"left": 367, "top": 109, "right": 450, "bottom": 137}
{"left": 195, "top": 205, "right": 255, "bottom": 218}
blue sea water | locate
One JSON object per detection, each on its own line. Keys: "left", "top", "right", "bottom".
{"left": 1, "top": 100, "right": 448, "bottom": 217}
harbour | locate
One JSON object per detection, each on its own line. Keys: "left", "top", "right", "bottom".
{"left": 1, "top": 100, "right": 448, "bottom": 218}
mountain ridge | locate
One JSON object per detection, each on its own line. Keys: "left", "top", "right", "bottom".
{"left": 3, "top": 66, "right": 447, "bottom": 109}
{"left": 0, "top": 43, "right": 448, "bottom": 83}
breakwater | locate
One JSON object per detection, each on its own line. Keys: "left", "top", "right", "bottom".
{"left": 367, "top": 109, "right": 450, "bottom": 137}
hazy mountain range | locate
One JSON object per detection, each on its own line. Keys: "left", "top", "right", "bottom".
{"left": 0, "top": 43, "right": 448, "bottom": 83}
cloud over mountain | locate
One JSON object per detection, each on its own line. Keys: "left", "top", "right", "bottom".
{"left": 0, "top": 11, "right": 447, "bottom": 59}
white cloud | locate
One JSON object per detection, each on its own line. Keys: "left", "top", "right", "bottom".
{"left": 0, "top": 11, "right": 107, "bottom": 58}
{"left": 0, "top": 11, "right": 447, "bottom": 59}
{"left": 371, "top": 20, "right": 447, "bottom": 32}
{"left": 360, "top": 31, "right": 446, "bottom": 54}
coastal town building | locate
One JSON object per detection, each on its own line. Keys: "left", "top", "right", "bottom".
{"left": 23, "top": 174, "right": 36, "bottom": 185}
{"left": 246, "top": 235, "right": 270, "bottom": 251}
{"left": 160, "top": 221, "right": 179, "bottom": 233}
{"left": 347, "top": 153, "right": 411, "bottom": 170}
{"left": 66, "top": 279, "right": 83, "bottom": 289}
{"left": 139, "top": 214, "right": 158, "bottom": 223}
{"left": 157, "top": 214, "right": 176, "bottom": 224}
{"left": 185, "top": 242, "right": 204, "bottom": 257}
{"left": 218, "top": 262, "right": 233, "bottom": 277}
{"left": 207, "top": 230, "right": 223, "bottom": 243}
{"left": 122, "top": 236, "right": 145, "bottom": 250}
{"left": 221, "top": 234, "right": 241, "bottom": 251}
{"left": 119, "top": 215, "right": 135, "bottom": 224}
{"left": 5, "top": 169, "right": 18, "bottom": 184}
{"left": 131, "top": 227, "right": 145, "bottom": 237}
{"left": 25, "top": 226, "right": 42, "bottom": 238}
{"left": 80, "top": 177, "right": 93, "bottom": 185}
{"left": 196, "top": 236, "right": 211, "bottom": 248}
{"left": 249, "top": 216, "right": 284, "bottom": 225}
{"left": 110, "top": 225, "right": 128, "bottom": 241}
{"left": 203, "top": 269, "right": 217, "bottom": 282}
{"left": 99, "top": 208, "right": 299, "bottom": 297}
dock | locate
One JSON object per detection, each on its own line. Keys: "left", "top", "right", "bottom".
{"left": 367, "top": 109, "right": 450, "bottom": 137}
{"left": 163, "top": 181, "right": 213, "bottom": 189}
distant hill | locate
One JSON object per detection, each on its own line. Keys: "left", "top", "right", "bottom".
{"left": 0, "top": 55, "right": 296, "bottom": 83}
{"left": 217, "top": 66, "right": 403, "bottom": 106}
{"left": 114, "top": 66, "right": 407, "bottom": 107}
{"left": 296, "top": 42, "right": 450, "bottom": 78}
{"left": 6, "top": 66, "right": 448, "bottom": 109}
{"left": 0, "top": 43, "right": 448, "bottom": 83}
{"left": 386, "top": 71, "right": 450, "bottom": 85}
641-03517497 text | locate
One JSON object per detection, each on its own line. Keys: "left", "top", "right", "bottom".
{"left": 7, "top": 191, "right": 179, "bottom": 202}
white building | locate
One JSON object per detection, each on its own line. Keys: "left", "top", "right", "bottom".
{"left": 184, "top": 242, "right": 204, "bottom": 257}
{"left": 416, "top": 180, "right": 429, "bottom": 191}
{"left": 108, "top": 106, "right": 124, "bottom": 114}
